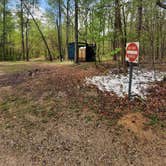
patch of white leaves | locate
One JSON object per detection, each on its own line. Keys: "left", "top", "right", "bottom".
{"left": 86, "top": 69, "right": 166, "bottom": 98}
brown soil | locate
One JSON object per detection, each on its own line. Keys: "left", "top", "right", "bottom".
{"left": 0, "top": 63, "right": 165, "bottom": 166}
{"left": 118, "top": 112, "right": 155, "bottom": 141}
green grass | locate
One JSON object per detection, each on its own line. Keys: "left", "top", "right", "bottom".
{"left": 0, "top": 61, "right": 76, "bottom": 74}
{"left": 0, "top": 61, "right": 34, "bottom": 74}
{"left": 147, "top": 115, "right": 159, "bottom": 126}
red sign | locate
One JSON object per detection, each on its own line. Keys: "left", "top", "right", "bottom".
{"left": 126, "top": 42, "right": 139, "bottom": 63}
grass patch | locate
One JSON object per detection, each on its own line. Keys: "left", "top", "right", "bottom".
{"left": 0, "top": 61, "right": 35, "bottom": 74}
{"left": 0, "top": 101, "right": 10, "bottom": 112}
{"left": 147, "top": 115, "right": 159, "bottom": 126}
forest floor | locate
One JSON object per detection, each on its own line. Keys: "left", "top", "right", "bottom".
{"left": 0, "top": 61, "right": 165, "bottom": 166}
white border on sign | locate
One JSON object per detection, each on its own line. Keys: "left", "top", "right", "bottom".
{"left": 126, "top": 42, "right": 139, "bottom": 63}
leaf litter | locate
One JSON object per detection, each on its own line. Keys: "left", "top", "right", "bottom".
{"left": 0, "top": 63, "right": 165, "bottom": 165}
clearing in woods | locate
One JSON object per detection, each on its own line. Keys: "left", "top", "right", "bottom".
{"left": 0, "top": 62, "right": 165, "bottom": 166}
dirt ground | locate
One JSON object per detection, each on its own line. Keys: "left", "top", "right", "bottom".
{"left": 0, "top": 62, "right": 165, "bottom": 166}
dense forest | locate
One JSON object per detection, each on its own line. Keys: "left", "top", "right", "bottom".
{"left": 0, "top": 0, "right": 166, "bottom": 63}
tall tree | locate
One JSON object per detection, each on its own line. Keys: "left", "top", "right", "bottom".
{"left": 48, "top": 0, "right": 64, "bottom": 61}
{"left": 114, "top": 0, "right": 126, "bottom": 66}
{"left": 2, "top": 0, "right": 7, "bottom": 61}
{"left": 66, "top": 0, "right": 70, "bottom": 60}
{"left": 74, "top": 0, "right": 79, "bottom": 63}
{"left": 57, "top": 0, "right": 63, "bottom": 61}
{"left": 20, "top": 0, "right": 25, "bottom": 60}
{"left": 136, "top": 0, "right": 143, "bottom": 41}
{"left": 23, "top": 1, "right": 53, "bottom": 61}
{"left": 24, "top": 0, "right": 39, "bottom": 61}
{"left": 25, "top": 17, "right": 29, "bottom": 61}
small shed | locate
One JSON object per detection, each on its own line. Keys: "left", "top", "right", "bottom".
{"left": 68, "top": 42, "right": 96, "bottom": 62}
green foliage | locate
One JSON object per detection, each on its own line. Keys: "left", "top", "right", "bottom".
{"left": 0, "top": 0, "right": 165, "bottom": 62}
{"left": 148, "top": 115, "right": 159, "bottom": 126}
{"left": 110, "top": 48, "right": 121, "bottom": 56}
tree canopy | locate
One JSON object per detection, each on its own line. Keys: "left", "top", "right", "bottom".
{"left": 0, "top": 0, "right": 165, "bottom": 64}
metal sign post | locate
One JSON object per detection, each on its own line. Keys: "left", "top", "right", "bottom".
{"left": 126, "top": 42, "right": 139, "bottom": 100}
{"left": 128, "top": 62, "right": 133, "bottom": 100}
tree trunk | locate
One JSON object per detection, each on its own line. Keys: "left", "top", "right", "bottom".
{"left": 23, "top": 2, "right": 53, "bottom": 61}
{"left": 137, "top": 0, "right": 143, "bottom": 41}
{"left": 74, "top": 0, "right": 79, "bottom": 63}
{"left": 58, "top": 0, "right": 63, "bottom": 61}
{"left": 114, "top": 0, "right": 126, "bottom": 67}
{"left": 2, "top": 0, "right": 6, "bottom": 61}
{"left": 122, "top": 3, "right": 127, "bottom": 45}
{"left": 85, "top": 7, "right": 88, "bottom": 43}
{"left": 66, "top": 0, "right": 70, "bottom": 60}
{"left": 102, "top": 18, "right": 105, "bottom": 56}
{"left": 21, "top": 0, "right": 25, "bottom": 60}
{"left": 25, "top": 19, "right": 29, "bottom": 61}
